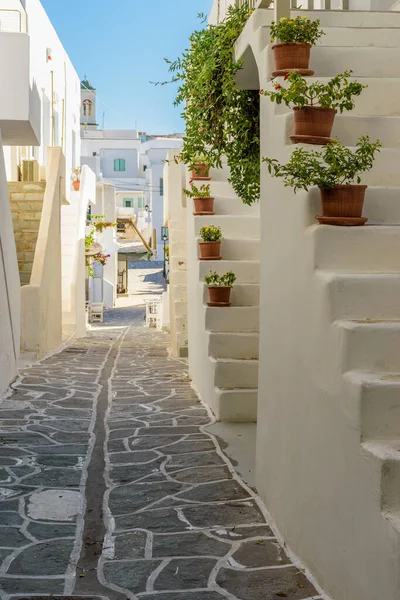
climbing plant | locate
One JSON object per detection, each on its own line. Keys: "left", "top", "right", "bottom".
{"left": 160, "top": 4, "right": 260, "bottom": 205}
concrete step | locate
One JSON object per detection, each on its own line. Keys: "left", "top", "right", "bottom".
{"left": 332, "top": 116, "right": 400, "bottom": 149}
{"left": 310, "top": 46, "right": 400, "bottom": 78}
{"left": 311, "top": 225, "right": 400, "bottom": 273}
{"left": 171, "top": 285, "right": 187, "bottom": 303}
{"left": 321, "top": 26, "right": 400, "bottom": 49}
{"left": 361, "top": 440, "right": 400, "bottom": 525}
{"left": 171, "top": 270, "right": 187, "bottom": 286}
{"left": 208, "top": 163, "right": 231, "bottom": 181}
{"left": 205, "top": 305, "right": 259, "bottom": 332}
{"left": 207, "top": 331, "right": 259, "bottom": 359}
{"left": 338, "top": 320, "right": 400, "bottom": 373}
{"left": 216, "top": 388, "right": 258, "bottom": 422}
{"left": 211, "top": 356, "right": 259, "bottom": 389}
{"left": 174, "top": 300, "right": 187, "bottom": 318}
{"left": 203, "top": 283, "right": 259, "bottom": 307}
{"left": 318, "top": 272, "right": 400, "bottom": 321}
{"left": 193, "top": 215, "right": 259, "bottom": 239}
{"left": 345, "top": 371, "right": 400, "bottom": 441}
{"left": 199, "top": 260, "right": 260, "bottom": 284}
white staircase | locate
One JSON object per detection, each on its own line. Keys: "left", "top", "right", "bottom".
{"left": 187, "top": 164, "right": 260, "bottom": 422}
{"left": 236, "top": 6, "right": 400, "bottom": 600}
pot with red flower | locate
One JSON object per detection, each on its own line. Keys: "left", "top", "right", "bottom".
{"left": 199, "top": 225, "right": 222, "bottom": 260}
{"left": 72, "top": 166, "right": 81, "bottom": 191}
{"left": 263, "top": 137, "right": 382, "bottom": 226}
{"left": 269, "top": 16, "right": 325, "bottom": 77}
{"left": 262, "top": 71, "right": 366, "bottom": 145}
{"left": 191, "top": 156, "right": 211, "bottom": 180}
{"left": 205, "top": 270, "right": 236, "bottom": 307}
{"left": 184, "top": 181, "right": 214, "bottom": 216}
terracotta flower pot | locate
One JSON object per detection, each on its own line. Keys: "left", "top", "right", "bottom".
{"left": 193, "top": 197, "right": 215, "bottom": 216}
{"left": 73, "top": 180, "right": 80, "bottom": 191}
{"left": 317, "top": 185, "right": 368, "bottom": 226}
{"left": 192, "top": 163, "right": 210, "bottom": 180}
{"left": 207, "top": 286, "right": 232, "bottom": 307}
{"left": 199, "top": 241, "right": 222, "bottom": 261}
{"left": 272, "top": 42, "right": 313, "bottom": 77}
{"left": 291, "top": 106, "right": 337, "bottom": 145}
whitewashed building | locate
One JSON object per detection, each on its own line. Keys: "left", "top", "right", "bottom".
{"left": 0, "top": 0, "right": 94, "bottom": 395}
{"left": 80, "top": 81, "right": 183, "bottom": 258}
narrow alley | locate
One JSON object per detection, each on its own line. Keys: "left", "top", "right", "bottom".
{"left": 0, "top": 301, "right": 321, "bottom": 599}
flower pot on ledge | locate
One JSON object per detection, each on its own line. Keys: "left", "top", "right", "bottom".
{"left": 199, "top": 241, "right": 222, "bottom": 261}
{"left": 73, "top": 180, "right": 81, "bottom": 191}
{"left": 192, "top": 163, "right": 210, "bottom": 181}
{"left": 207, "top": 286, "right": 232, "bottom": 307}
{"left": 290, "top": 106, "right": 337, "bottom": 145}
{"left": 193, "top": 197, "right": 215, "bottom": 216}
{"left": 271, "top": 42, "right": 314, "bottom": 78}
{"left": 317, "top": 185, "right": 368, "bottom": 226}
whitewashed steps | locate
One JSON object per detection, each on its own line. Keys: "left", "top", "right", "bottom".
{"left": 311, "top": 225, "right": 400, "bottom": 273}
{"left": 207, "top": 331, "right": 259, "bottom": 360}
{"left": 205, "top": 305, "right": 259, "bottom": 333}
{"left": 211, "top": 356, "right": 259, "bottom": 389}
{"left": 193, "top": 215, "right": 259, "bottom": 238}
{"left": 202, "top": 283, "right": 259, "bottom": 307}
{"left": 199, "top": 260, "right": 259, "bottom": 283}
{"left": 338, "top": 320, "right": 400, "bottom": 373}
{"left": 216, "top": 388, "right": 258, "bottom": 423}
{"left": 317, "top": 272, "right": 400, "bottom": 322}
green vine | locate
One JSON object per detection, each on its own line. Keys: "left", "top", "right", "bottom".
{"left": 160, "top": 4, "right": 260, "bottom": 205}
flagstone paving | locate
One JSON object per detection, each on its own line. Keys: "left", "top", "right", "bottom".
{"left": 0, "top": 306, "right": 323, "bottom": 600}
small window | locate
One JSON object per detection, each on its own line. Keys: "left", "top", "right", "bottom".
{"left": 82, "top": 99, "right": 93, "bottom": 117}
{"left": 138, "top": 197, "right": 144, "bottom": 209}
{"left": 114, "top": 159, "right": 126, "bottom": 172}
{"left": 123, "top": 198, "right": 133, "bottom": 208}
{"left": 160, "top": 178, "right": 164, "bottom": 196}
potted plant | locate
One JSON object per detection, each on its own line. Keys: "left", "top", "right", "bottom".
{"left": 205, "top": 270, "right": 236, "bottom": 307}
{"left": 270, "top": 16, "right": 325, "bottom": 77}
{"left": 199, "top": 225, "right": 223, "bottom": 260}
{"left": 263, "top": 136, "right": 382, "bottom": 226}
{"left": 184, "top": 181, "right": 215, "bottom": 215}
{"left": 72, "top": 166, "right": 81, "bottom": 191}
{"left": 191, "top": 156, "right": 211, "bottom": 180}
{"left": 262, "top": 71, "right": 366, "bottom": 145}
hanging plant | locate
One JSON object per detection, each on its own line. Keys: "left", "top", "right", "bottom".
{"left": 158, "top": 4, "right": 260, "bottom": 205}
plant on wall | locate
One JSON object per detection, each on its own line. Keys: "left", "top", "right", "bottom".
{"left": 85, "top": 216, "right": 116, "bottom": 278}
{"left": 159, "top": 4, "right": 260, "bottom": 205}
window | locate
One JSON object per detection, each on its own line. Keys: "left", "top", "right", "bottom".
{"left": 82, "top": 99, "right": 92, "bottom": 117}
{"left": 114, "top": 159, "right": 126, "bottom": 172}
{"left": 123, "top": 198, "right": 133, "bottom": 208}
{"left": 138, "top": 197, "right": 144, "bottom": 209}
{"left": 160, "top": 178, "right": 164, "bottom": 196}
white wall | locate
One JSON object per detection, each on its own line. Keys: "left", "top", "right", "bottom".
{"left": 100, "top": 148, "right": 139, "bottom": 179}
{"left": 0, "top": 134, "right": 20, "bottom": 395}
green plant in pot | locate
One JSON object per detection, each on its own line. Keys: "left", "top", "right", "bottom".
{"left": 262, "top": 70, "right": 366, "bottom": 145}
{"left": 263, "top": 136, "right": 382, "bottom": 226}
{"left": 199, "top": 225, "right": 223, "bottom": 260}
{"left": 191, "top": 156, "right": 210, "bottom": 180}
{"left": 184, "top": 181, "right": 214, "bottom": 215}
{"left": 205, "top": 270, "right": 236, "bottom": 307}
{"left": 72, "top": 166, "right": 81, "bottom": 191}
{"left": 270, "top": 16, "right": 325, "bottom": 77}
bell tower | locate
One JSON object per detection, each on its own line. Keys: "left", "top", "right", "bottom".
{"left": 80, "top": 77, "right": 97, "bottom": 130}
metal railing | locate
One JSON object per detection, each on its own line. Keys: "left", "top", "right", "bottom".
{"left": 236, "top": 0, "right": 349, "bottom": 15}
{"left": 0, "top": 9, "right": 27, "bottom": 33}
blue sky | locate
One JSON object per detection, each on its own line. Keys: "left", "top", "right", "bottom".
{"left": 40, "top": 0, "right": 213, "bottom": 134}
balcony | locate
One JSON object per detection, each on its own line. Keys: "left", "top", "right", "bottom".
{"left": 117, "top": 206, "right": 136, "bottom": 218}
{"left": 0, "top": 32, "right": 41, "bottom": 145}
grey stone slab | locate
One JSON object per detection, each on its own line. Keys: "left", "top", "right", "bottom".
{"left": 128, "top": 436, "right": 187, "bottom": 451}
{"left": 166, "top": 453, "right": 225, "bottom": 471}
{"left": 103, "top": 559, "right": 161, "bottom": 593}
{"left": 154, "top": 557, "right": 216, "bottom": 590}
{"left": 115, "top": 508, "right": 188, "bottom": 533}
{"left": 217, "top": 566, "right": 318, "bottom": 599}
{"left": 178, "top": 480, "right": 250, "bottom": 504}
{"left": 136, "top": 427, "right": 200, "bottom": 437}
{"left": 109, "top": 451, "right": 160, "bottom": 464}
{"left": 27, "top": 444, "right": 88, "bottom": 455}
{"left": 0, "top": 433, "right": 54, "bottom": 446}
{"left": 232, "top": 539, "right": 291, "bottom": 568}
{"left": 21, "top": 468, "right": 81, "bottom": 488}
{"left": 0, "top": 578, "right": 65, "bottom": 594}
{"left": 211, "top": 525, "right": 274, "bottom": 540}
{"left": 109, "top": 481, "right": 185, "bottom": 514}
{"left": 7, "top": 538, "right": 74, "bottom": 575}
{"left": 0, "top": 527, "right": 31, "bottom": 547}
{"left": 111, "top": 531, "right": 147, "bottom": 559}
{"left": 109, "top": 460, "right": 163, "bottom": 483}
{"left": 52, "top": 432, "right": 91, "bottom": 444}
{"left": 27, "top": 522, "right": 77, "bottom": 540}
{"left": 153, "top": 532, "right": 230, "bottom": 558}
{"left": 34, "top": 455, "right": 83, "bottom": 467}
{"left": 143, "top": 594, "right": 224, "bottom": 600}
{"left": 171, "top": 466, "right": 232, "bottom": 484}
{"left": 160, "top": 440, "right": 216, "bottom": 455}
{"left": 0, "top": 500, "right": 20, "bottom": 511}
{"left": 0, "top": 512, "right": 24, "bottom": 526}
{"left": 182, "top": 501, "right": 265, "bottom": 529}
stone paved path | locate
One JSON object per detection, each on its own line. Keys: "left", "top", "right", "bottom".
{"left": 0, "top": 306, "right": 323, "bottom": 600}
